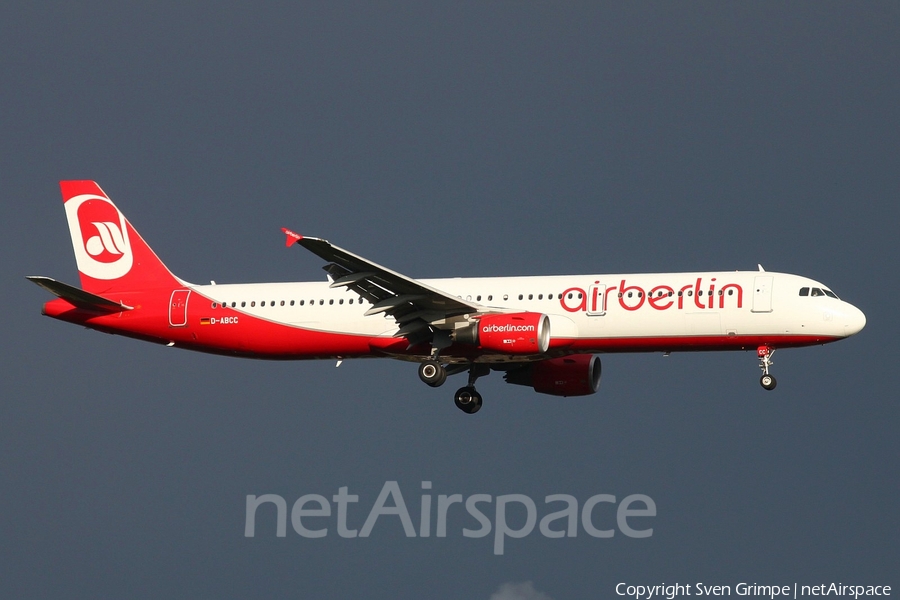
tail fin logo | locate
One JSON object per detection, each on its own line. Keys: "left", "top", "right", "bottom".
{"left": 65, "top": 194, "right": 134, "bottom": 280}
{"left": 84, "top": 221, "right": 127, "bottom": 261}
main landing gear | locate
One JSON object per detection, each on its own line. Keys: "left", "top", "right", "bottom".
{"left": 454, "top": 364, "right": 489, "bottom": 414}
{"left": 757, "top": 346, "right": 777, "bottom": 390}
{"left": 454, "top": 386, "right": 482, "bottom": 414}
{"left": 418, "top": 360, "right": 447, "bottom": 387}
{"left": 417, "top": 359, "right": 488, "bottom": 414}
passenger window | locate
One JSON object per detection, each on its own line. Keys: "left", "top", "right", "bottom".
{"left": 251, "top": 301, "right": 256, "bottom": 307}
{"left": 241, "top": 301, "right": 246, "bottom": 307}
{"left": 488, "top": 295, "right": 493, "bottom": 301}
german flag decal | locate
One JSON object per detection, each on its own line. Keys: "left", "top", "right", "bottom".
{"left": 200, "top": 317, "right": 211, "bottom": 325}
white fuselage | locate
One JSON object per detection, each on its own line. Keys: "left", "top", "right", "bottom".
{"left": 189, "top": 270, "right": 865, "bottom": 361}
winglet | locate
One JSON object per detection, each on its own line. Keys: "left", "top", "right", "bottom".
{"left": 282, "top": 228, "right": 302, "bottom": 248}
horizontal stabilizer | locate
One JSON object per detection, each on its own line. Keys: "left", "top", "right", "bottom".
{"left": 26, "top": 276, "right": 132, "bottom": 313}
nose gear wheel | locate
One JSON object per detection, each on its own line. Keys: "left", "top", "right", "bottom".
{"left": 757, "top": 346, "right": 777, "bottom": 391}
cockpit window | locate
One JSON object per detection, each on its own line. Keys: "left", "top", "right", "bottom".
{"left": 800, "top": 286, "right": 840, "bottom": 299}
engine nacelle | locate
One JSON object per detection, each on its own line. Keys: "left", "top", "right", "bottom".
{"left": 456, "top": 312, "right": 550, "bottom": 355}
{"left": 504, "top": 354, "right": 601, "bottom": 397}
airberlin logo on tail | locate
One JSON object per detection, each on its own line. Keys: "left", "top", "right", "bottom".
{"left": 64, "top": 194, "right": 133, "bottom": 280}
{"left": 84, "top": 221, "right": 127, "bottom": 261}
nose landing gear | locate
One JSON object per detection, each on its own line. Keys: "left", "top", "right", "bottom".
{"left": 757, "top": 346, "right": 777, "bottom": 390}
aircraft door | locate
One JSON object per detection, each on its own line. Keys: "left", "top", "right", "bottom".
{"left": 751, "top": 276, "right": 773, "bottom": 313}
{"left": 169, "top": 289, "right": 191, "bottom": 327}
{"left": 587, "top": 284, "right": 606, "bottom": 316}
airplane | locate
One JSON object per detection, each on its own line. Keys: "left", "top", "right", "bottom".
{"left": 29, "top": 181, "right": 866, "bottom": 414}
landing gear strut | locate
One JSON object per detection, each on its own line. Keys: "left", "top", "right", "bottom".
{"left": 454, "top": 363, "right": 489, "bottom": 414}
{"left": 757, "top": 346, "right": 777, "bottom": 390}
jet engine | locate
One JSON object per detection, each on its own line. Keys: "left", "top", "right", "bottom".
{"left": 504, "top": 354, "right": 601, "bottom": 396}
{"left": 454, "top": 312, "right": 550, "bottom": 355}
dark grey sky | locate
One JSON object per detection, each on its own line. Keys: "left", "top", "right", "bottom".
{"left": 3, "top": 3, "right": 898, "bottom": 598}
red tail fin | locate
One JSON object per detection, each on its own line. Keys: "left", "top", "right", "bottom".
{"left": 61, "top": 181, "right": 182, "bottom": 294}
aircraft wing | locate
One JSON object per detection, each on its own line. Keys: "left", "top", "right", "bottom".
{"left": 282, "top": 229, "right": 484, "bottom": 345}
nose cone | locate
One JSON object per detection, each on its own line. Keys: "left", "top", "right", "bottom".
{"left": 843, "top": 303, "right": 866, "bottom": 337}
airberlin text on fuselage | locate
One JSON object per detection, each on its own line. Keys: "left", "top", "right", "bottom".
{"left": 560, "top": 278, "right": 744, "bottom": 314}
